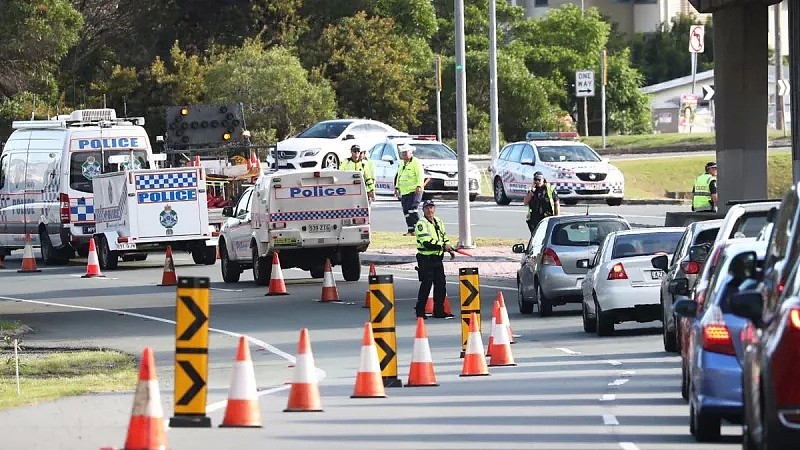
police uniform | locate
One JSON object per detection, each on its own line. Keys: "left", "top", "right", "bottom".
{"left": 340, "top": 158, "right": 375, "bottom": 195}
{"left": 395, "top": 147, "right": 424, "bottom": 234}
{"left": 692, "top": 163, "right": 718, "bottom": 212}
{"left": 415, "top": 200, "right": 451, "bottom": 318}
{"left": 526, "top": 183, "right": 557, "bottom": 234}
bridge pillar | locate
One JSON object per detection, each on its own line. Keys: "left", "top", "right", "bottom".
{"left": 714, "top": 3, "right": 770, "bottom": 212}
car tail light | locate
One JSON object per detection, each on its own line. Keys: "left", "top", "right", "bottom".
{"left": 271, "top": 222, "right": 287, "bottom": 229}
{"left": 541, "top": 247, "right": 561, "bottom": 266}
{"left": 772, "top": 306, "right": 800, "bottom": 409}
{"left": 607, "top": 262, "right": 628, "bottom": 280}
{"left": 352, "top": 217, "right": 367, "bottom": 225}
{"left": 118, "top": 236, "right": 129, "bottom": 243}
{"left": 701, "top": 305, "right": 735, "bottom": 355}
{"left": 59, "top": 193, "right": 71, "bottom": 224}
{"left": 680, "top": 260, "right": 702, "bottom": 275}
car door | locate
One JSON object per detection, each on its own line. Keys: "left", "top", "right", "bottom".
{"left": 521, "top": 218, "right": 549, "bottom": 299}
{"left": 518, "top": 144, "right": 536, "bottom": 191}
{"left": 583, "top": 237, "right": 609, "bottom": 307}
{"left": 368, "top": 143, "right": 390, "bottom": 194}
{"left": 228, "top": 188, "right": 253, "bottom": 260}
{"left": 504, "top": 144, "right": 525, "bottom": 198}
{"left": 380, "top": 143, "right": 399, "bottom": 191}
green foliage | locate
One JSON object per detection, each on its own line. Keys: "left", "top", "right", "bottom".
{"left": 603, "top": 49, "right": 652, "bottom": 134}
{"left": 365, "top": 0, "right": 437, "bottom": 39}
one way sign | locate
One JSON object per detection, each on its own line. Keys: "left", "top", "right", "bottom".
{"left": 575, "top": 70, "right": 595, "bottom": 97}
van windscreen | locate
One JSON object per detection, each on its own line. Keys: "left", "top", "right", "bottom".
{"left": 70, "top": 151, "right": 148, "bottom": 193}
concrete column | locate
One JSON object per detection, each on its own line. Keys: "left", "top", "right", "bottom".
{"left": 714, "top": 4, "right": 769, "bottom": 212}
{"left": 790, "top": 0, "right": 800, "bottom": 183}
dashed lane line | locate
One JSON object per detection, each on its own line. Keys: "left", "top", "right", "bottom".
{"left": 619, "top": 443, "right": 639, "bottom": 450}
{"left": 556, "top": 347, "right": 582, "bottom": 356}
{"left": 608, "top": 378, "right": 629, "bottom": 386}
{"left": 599, "top": 394, "right": 616, "bottom": 402}
{"left": 603, "top": 414, "right": 619, "bottom": 426}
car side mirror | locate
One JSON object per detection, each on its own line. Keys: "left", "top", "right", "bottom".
{"left": 729, "top": 251, "right": 757, "bottom": 280}
{"left": 673, "top": 299, "right": 698, "bottom": 318}
{"left": 520, "top": 157, "right": 534, "bottom": 166}
{"left": 689, "top": 244, "right": 711, "bottom": 263}
{"left": 729, "top": 290, "right": 764, "bottom": 325}
{"left": 343, "top": 134, "right": 356, "bottom": 140}
{"left": 512, "top": 243, "right": 526, "bottom": 254}
{"left": 221, "top": 206, "right": 233, "bottom": 217}
{"left": 651, "top": 254, "right": 669, "bottom": 271}
{"left": 381, "top": 155, "right": 395, "bottom": 164}
{"left": 668, "top": 278, "right": 689, "bottom": 296}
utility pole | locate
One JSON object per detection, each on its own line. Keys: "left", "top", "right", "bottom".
{"left": 775, "top": 3, "right": 786, "bottom": 134}
{"left": 435, "top": 56, "right": 443, "bottom": 142}
{"left": 455, "top": 0, "right": 472, "bottom": 249}
{"left": 488, "top": 0, "right": 499, "bottom": 161}
{"left": 601, "top": 50, "right": 607, "bottom": 149}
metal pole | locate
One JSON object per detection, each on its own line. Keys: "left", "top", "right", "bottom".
{"left": 790, "top": 0, "right": 800, "bottom": 184}
{"left": 601, "top": 50, "right": 607, "bottom": 149}
{"left": 775, "top": 3, "right": 785, "bottom": 133}
{"left": 435, "top": 56, "right": 443, "bottom": 142}
{"left": 488, "top": 0, "right": 499, "bottom": 162}
{"left": 691, "top": 52, "right": 697, "bottom": 94}
{"left": 455, "top": 0, "right": 472, "bottom": 249}
{"left": 583, "top": 97, "right": 589, "bottom": 137}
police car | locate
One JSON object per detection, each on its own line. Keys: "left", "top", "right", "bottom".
{"left": 488, "top": 132, "right": 624, "bottom": 206}
{"left": 368, "top": 135, "right": 482, "bottom": 201}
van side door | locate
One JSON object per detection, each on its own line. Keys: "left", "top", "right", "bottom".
{"left": 0, "top": 152, "right": 9, "bottom": 246}
{"left": 229, "top": 188, "right": 254, "bottom": 260}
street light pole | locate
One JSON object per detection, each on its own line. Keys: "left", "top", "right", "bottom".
{"left": 488, "top": 0, "right": 499, "bottom": 162}
{"left": 455, "top": 0, "right": 473, "bottom": 249}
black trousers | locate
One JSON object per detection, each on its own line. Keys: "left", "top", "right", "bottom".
{"left": 416, "top": 254, "right": 447, "bottom": 317}
{"left": 526, "top": 216, "right": 544, "bottom": 234}
{"left": 401, "top": 193, "right": 420, "bottom": 233}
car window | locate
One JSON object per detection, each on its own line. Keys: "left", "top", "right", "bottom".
{"left": 350, "top": 124, "right": 371, "bottom": 133}
{"left": 368, "top": 124, "right": 390, "bottom": 133}
{"left": 409, "top": 143, "right": 456, "bottom": 160}
{"left": 729, "top": 212, "right": 770, "bottom": 239}
{"left": 611, "top": 231, "right": 684, "bottom": 259}
{"left": 537, "top": 144, "right": 601, "bottom": 163}
{"left": 235, "top": 189, "right": 253, "bottom": 217}
{"left": 369, "top": 143, "right": 384, "bottom": 160}
{"left": 70, "top": 150, "right": 148, "bottom": 193}
{"left": 703, "top": 259, "right": 731, "bottom": 313}
{"left": 670, "top": 230, "right": 690, "bottom": 265}
{"left": 296, "top": 121, "right": 351, "bottom": 138}
{"left": 551, "top": 220, "right": 629, "bottom": 247}
{"left": 499, "top": 146, "right": 513, "bottom": 161}
{"left": 530, "top": 219, "right": 548, "bottom": 251}
{"left": 0, "top": 154, "right": 8, "bottom": 189}
{"left": 380, "top": 144, "right": 397, "bottom": 161}
{"left": 694, "top": 227, "right": 720, "bottom": 245}
{"left": 507, "top": 144, "right": 523, "bottom": 163}
{"left": 520, "top": 145, "right": 534, "bottom": 163}
{"left": 768, "top": 196, "right": 796, "bottom": 261}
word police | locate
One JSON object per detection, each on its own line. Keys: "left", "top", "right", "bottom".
{"left": 77, "top": 137, "right": 141, "bottom": 150}
{"left": 289, "top": 186, "right": 347, "bottom": 198}
{"left": 138, "top": 189, "right": 197, "bottom": 204}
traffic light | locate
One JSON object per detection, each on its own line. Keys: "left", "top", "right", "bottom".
{"left": 165, "top": 103, "right": 244, "bottom": 149}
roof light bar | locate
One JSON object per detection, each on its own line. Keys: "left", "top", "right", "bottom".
{"left": 525, "top": 131, "right": 579, "bottom": 141}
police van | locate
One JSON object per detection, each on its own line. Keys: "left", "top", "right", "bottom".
{"left": 218, "top": 169, "right": 370, "bottom": 284}
{"left": 0, "top": 109, "right": 156, "bottom": 264}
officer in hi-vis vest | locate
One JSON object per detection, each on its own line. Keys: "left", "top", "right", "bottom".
{"left": 414, "top": 199, "right": 455, "bottom": 319}
{"left": 340, "top": 145, "right": 375, "bottom": 202}
{"left": 692, "top": 162, "right": 718, "bottom": 212}
{"left": 523, "top": 171, "right": 559, "bottom": 234}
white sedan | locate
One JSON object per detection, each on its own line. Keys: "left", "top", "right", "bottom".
{"left": 581, "top": 227, "right": 685, "bottom": 336}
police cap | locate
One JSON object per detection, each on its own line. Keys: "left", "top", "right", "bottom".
{"left": 705, "top": 161, "right": 717, "bottom": 170}
{"left": 422, "top": 199, "right": 436, "bottom": 208}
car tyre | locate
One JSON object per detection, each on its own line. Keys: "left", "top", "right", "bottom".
{"left": 681, "top": 360, "right": 690, "bottom": 401}
{"left": 191, "top": 247, "right": 208, "bottom": 265}
{"left": 582, "top": 301, "right": 596, "bottom": 333}
{"left": 663, "top": 296, "right": 678, "bottom": 353}
{"left": 321, "top": 152, "right": 339, "bottom": 169}
{"left": 40, "top": 229, "right": 69, "bottom": 265}
{"left": 96, "top": 235, "right": 118, "bottom": 270}
{"left": 252, "top": 246, "right": 271, "bottom": 286}
{"left": 310, "top": 264, "right": 325, "bottom": 279}
{"left": 691, "top": 401, "right": 721, "bottom": 442}
{"left": 595, "top": 300, "right": 614, "bottom": 336}
{"left": 341, "top": 249, "right": 361, "bottom": 282}
{"left": 606, "top": 198, "right": 623, "bottom": 206}
{"left": 518, "top": 279, "right": 533, "bottom": 314}
{"left": 220, "top": 242, "right": 241, "bottom": 283}
{"left": 493, "top": 177, "right": 511, "bottom": 205}
{"left": 537, "top": 284, "right": 552, "bottom": 317}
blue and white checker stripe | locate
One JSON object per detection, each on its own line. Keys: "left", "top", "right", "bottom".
{"left": 70, "top": 197, "right": 94, "bottom": 222}
{"left": 553, "top": 181, "right": 624, "bottom": 190}
{"left": 270, "top": 208, "right": 369, "bottom": 222}
{"left": 135, "top": 172, "right": 198, "bottom": 190}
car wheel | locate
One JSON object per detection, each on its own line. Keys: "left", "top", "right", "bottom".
{"left": 562, "top": 199, "right": 578, "bottom": 206}
{"left": 692, "top": 401, "right": 721, "bottom": 442}
{"left": 663, "top": 296, "right": 678, "bottom": 353}
{"left": 341, "top": 249, "right": 361, "bottom": 282}
{"left": 606, "top": 198, "right": 623, "bottom": 207}
{"left": 203, "top": 246, "right": 217, "bottom": 265}
{"left": 595, "top": 300, "right": 613, "bottom": 336}
{"left": 493, "top": 177, "right": 511, "bottom": 205}
{"left": 537, "top": 284, "right": 552, "bottom": 317}
{"left": 191, "top": 247, "right": 207, "bottom": 265}
{"left": 96, "top": 235, "right": 118, "bottom": 270}
{"left": 220, "top": 242, "right": 241, "bottom": 283}
{"left": 518, "top": 279, "right": 533, "bottom": 314}
{"left": 252, "top": 246, "right": 271, "bottom": 286}
{"left": 321, "top": 152, "right": 339, "bottom": 169}
{"left": 40, "top": 229, "right": 68, "bottom": 265}
{"left": 681, "top": 360, "right": 690, "bottom": 401}
{"left": 582, "top": 301, "right": 596, "bottom": 333}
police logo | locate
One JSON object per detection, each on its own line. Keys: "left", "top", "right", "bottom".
{"left": 159, "top": 205, "right": 178, "bottom": 229}
{"left": 81, "top": 156, "right": 102, "bottom": 179}
{"left": 589, "top": 173, "right": 597, "bottom": 180}
{"left": 417, "top": 224, "right": 423, "bottom": 231}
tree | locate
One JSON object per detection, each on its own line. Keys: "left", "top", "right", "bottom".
{"left": 365, "top": 0, "right": 437, "bottom": 39}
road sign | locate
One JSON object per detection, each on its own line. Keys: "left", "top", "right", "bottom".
{"left": 459, "top": 268, "right": 481, "bottom": 357}
{"left": 170, "top": 277, "right": 211, "bottom": 428}
{"left": 689, "top": 25, "right": 705, "bottom": 53}
{"left": 369, "top": 274, "right": 402, "bottom": 387}
{"left": 575, "top": 71, "right": 595, "bottom": 97}
{"left": 777, "top": 79, "right": 791, "bottom": 97}
{"left": 702, "top": 85, "right": 715, "bottom": 101}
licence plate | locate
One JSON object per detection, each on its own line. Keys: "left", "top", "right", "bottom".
{"left": 308, "top": 224, "right": 332, "bottom": 233}
{"left": 117, "top": 243, "right": 137, "bottom": 251}
{"left": 444, "top": 180, "right": 458, "bottom": 187}
{"left": 650, "top": 270, "right": 664, "bottom": 280}
{"left": 83, "top": 226, "right": 95, "bottom": 234}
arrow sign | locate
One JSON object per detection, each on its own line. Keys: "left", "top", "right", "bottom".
{"left": 371, "top": 289, "right": 392, "bottom": 323}
{"left": 777, "top": 79, "right": 791, "bottom": 97}
{"left": 575, "top": 70, "right": 595, "bottom": 98}
{"left": 702, "top": 85, "right": 714, "bottom": 101}
{"left": 178, "top": 295, "right": 208, "bottom": 341}
{"left": 175, "top": 360, "right": 206, "bottom": 406}
{"left": 460, "top": 279, "right": 479, "bottom": 307}
{"left": 374, "top": 337, "right": 396, "bottom": 371}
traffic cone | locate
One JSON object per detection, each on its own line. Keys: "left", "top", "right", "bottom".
{"left": 461, "top": 312, "right": 489, "bottom": 377}
{"left": 193, "top": 155, "right": 201, "bottom": 167}
{"left": 220, "top": 336, "right": 262, "bottom": 427}
{"left": 319, "top": 259, "right": 339, "bottom": 302}
{"left": 486, "top": 300, "right": 499, "bottom": 357}
{"left": 406, "top": 317, "right": 439, "bottom": 387}
{"left": 424, "top": 287, "right": 454, "bottom": 318}
{"left": 158, "top": 246, "right": 177, "bottom": 286}
{"left": 284, "top": 328, "right": 323, "bottom": 412}
{"left": 362, "top": 263, "right": 377, "bottom": 308}
{"left": 82, "top": 237, "right": 104, "bottom": 278}
{"left": 123, "top": 347, "right": 168, "bottom": 450}
{"left": 351, "top": 323, "right": 387, "bottom": 398}
{"left": 497, "top": 292, "right": 515, "bottom": 344}
{"left": 17, "top": 234, "right": 40, "bottom": 273}
{"left": 489, "top": 300, "right": 517, "bottom": 367}
{"left": 266, "top": 252, "right": 289, "bottom": 296}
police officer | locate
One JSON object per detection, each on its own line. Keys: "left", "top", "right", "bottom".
{"left": 395, "top": 144, "right": 424, "bottom": 236}
{"left": 359, "top": 146, "right": 377, "bottom": 202}
{"left": 692, "top": 162, "right": 718, "bottom": 212}
{"left": 340, "top": 145, "right": 375, "bottom": 202}
{"left": 415, "top": 199, "right": 455, "bottom": 319}
{"left": 523, "top": 171, "right": 559, "bottom": 234}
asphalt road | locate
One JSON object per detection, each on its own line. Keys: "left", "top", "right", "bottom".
{"left": 0, "top": 245, "right": 741, "bottom": 449}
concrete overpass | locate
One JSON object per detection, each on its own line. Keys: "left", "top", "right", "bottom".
{"left": 688, "top": 0, "right": 795, "bottom": 208}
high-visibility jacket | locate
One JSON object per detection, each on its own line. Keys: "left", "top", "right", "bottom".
{"left": 415, "top": 216, "right": 449, "bottom": 256}
{"left": 340, "top": 158, "right": 375, "bottom": 192}
{"left": 692, "top": 173, "right": 715, "bottom": 211}
{"left": 526, "top": 184, "right": 556, "bottom": 221}
{"left": 396, "top": 157, "right": 424, "bottom": 195}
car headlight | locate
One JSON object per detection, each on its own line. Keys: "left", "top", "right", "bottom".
{"left": 300, "top": 148, "right": 321, "bottom": 157}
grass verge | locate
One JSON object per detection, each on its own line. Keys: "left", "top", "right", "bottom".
{"left": 0, "top": 349, "right": 137, "bottom": 410}
{"left": 579, "top": 130, "right": 790, "bottom": 150}
{"left": 370, "top": 231, "right": 517, "bottom": 250}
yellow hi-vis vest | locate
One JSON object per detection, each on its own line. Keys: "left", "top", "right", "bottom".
{"left": 340, "top": 158, "right": 375, "bottom": 192}
{"left": 526, "top": 184, "right": 556, "bottom": 220}
{"left": 415, "top": 216, "right": 449, "bottom": 256}
{"left": 692, "top": 173, "right": 715, "bottom": 211}
{"left": 396, "top": 157, "right": 424, "bottom": 195}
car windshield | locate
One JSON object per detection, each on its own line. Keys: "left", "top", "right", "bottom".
{"left": 405, "top": 143, "right": 456, "bottom": 160}
{"left": 730, "top": 213, "right": 770, "bottom": 239}
{"left": 537, "top": 145, "right": 601, "bottom": 163}
{"left": 611, "top": 231, "right": 684, "bottom": 259}
{"left": 70, "top": 150, "right": 149, "bottom": 193}
{"left": 551, "top": 220, "right": 629, "bottom": 247}
{"left": 295, "top": 121, "right": 352, "bottom": 139}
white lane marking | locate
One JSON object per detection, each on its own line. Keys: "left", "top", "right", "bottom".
{"left": 606, "top": 359, "right": 622, "bottom": 366}
{"left": 603, "top": 414, "right": 619, "bottom": 426}
{"left": 608, "top": 378, "right": 629, "bottom": 386}
{"left": 210, "top": 287, "right": 244, "bottom": 292}
{"left": 622, "top": 370, "right": 636, "bottom": 376}
{"left": 556, "top": 347, "right": 581, "bottom": 355}
{"left": 599, "top": 394, "right": 615, "bottom": 402}
{"left": 619, "top": 443, "right": 639, "bottom": 450}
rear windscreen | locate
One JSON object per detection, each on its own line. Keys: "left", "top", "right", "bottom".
{"left": 611, "top": 231, "right": 684, "bottom": 259}
{"left": 694, "top": 227, "right": 719, "bottom": 245}
{"left": 551, "top": 220, "right": 629, "bottom": 247}
{"left": 730, "top": 213, "right": 769, "bottom": 239}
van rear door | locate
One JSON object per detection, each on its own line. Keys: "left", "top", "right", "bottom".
{"left": 133, "top": 168, "right": 205, "bottom": 239}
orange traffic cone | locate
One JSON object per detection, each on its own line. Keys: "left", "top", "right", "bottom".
{"left": 82, "top": 237, "right": 105, "bottom": 278}
{"left": 486, "top": 300, "right": 499, "bottom": 357}
{"left": 489, "top": 300, "right": 517, "bottom": 367}
{"left": 220, "top": 336, "right": 262, "bottom": 427}
{"left": 424, "top": 287, "right": 455, "bottom": 318}
{"left": 266, "top": 252, "right": 289, "bottom": 296}
{"left": 406, "top": 317, "right": 439, "bottom": 387}
{"left": 123, "top": 347, "right": 168, "bottom": 450}
{"left": 17, "top": 234, "right": 40, "bottom": 273}
{"left": 461, "top": 312, "right": 489, "bottom": 377}
{"left": 193, "top": 155, "right": 201, "bottom": 167}
{"left": 158, "top": 246, "right": 177, "bottom": 286}
{"left": 284, "top": 328, "right": 323, "bottom": 412}
{"left": 497, "top": 293, "right": 515, "bottom": 344}
{"left": 319, "top": 259, "right": 339, "bottom": 302}
{"left": 351, "top": 323, "right": 387, "bottom": 398}
{"left": 362, "top": 264, "right": 377, "bottom": 308}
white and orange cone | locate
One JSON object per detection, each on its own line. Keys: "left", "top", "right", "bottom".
{"left": 351, "top": 323, "right": 387, "bottom": 398}
{"left": 497, "top": 292, "right": 515, "bottom": 344}
{"left": 486, "top": 300, "right": 499, "bottom": 357}
{"left": 266, "top": 252, "right": 289, "bottom": 296}
{"left": 489, "top": 300, "right": 517, "bottom": 367}
{"left": 220, "top": 336, "right": 262, "bottom": 427}
{"left": 319, "top": 259, "right": 339, "bottom": 302}
{"left": 82, "top": 237, "right": 104, "bottom": 278}
{"left": 362, "top": 263, "right": 377, "bottom": 308}
{"left": 123, "top": 347, "right": 168, "bottom": 450}
{"left": 406, "top": 317, "right": 439, "bottom": 387}
{"left": 424, "top": 287, "right": 455, "bottom": 317}
{"left": 17, "top": 234, "right": 40, "bottom": 273}
{"left": 461, "top": 312, "right": 490, "bottom": 377}
{"left": 284, "top": 328, "right": 323, "bottom": 412}
{"left": 158, "top": 245, "right": 177, "bottom": 286}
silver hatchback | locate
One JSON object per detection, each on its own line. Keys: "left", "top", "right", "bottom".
{"left": 513, "top": 214, "right": 631, "bottom": 317}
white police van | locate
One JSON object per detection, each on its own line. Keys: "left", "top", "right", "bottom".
{"left": 0, "top": 109, "right": 156, "bottom": 264}
{"left": 488, "top": 132, "right": 625, "bottom": 206}
{"left": 219, "top": 169, "right": 370, "bottom": 284}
